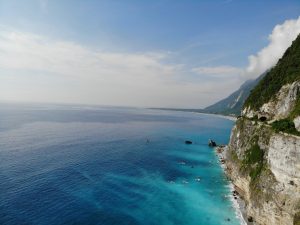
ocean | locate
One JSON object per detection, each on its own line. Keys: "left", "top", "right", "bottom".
{"left": 0, "top": 103, "right": 241, "bottom": 225}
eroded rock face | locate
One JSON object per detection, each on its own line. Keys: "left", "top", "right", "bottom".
{"left": 262, "top": 81, "right": 300, "bottom": 120}
{"left": 226, "top": 118, "right": 300, "bottom": 225}
{"left": 242, "top": 106, "right": 255, "bottom": 118}
{"left": 229, "top": 119, "right": 271, "bottom": 158}
{"left": 268, "top": 133, "right": 300, "bottom": 185}
{"left": 242, "top": 81, "right": 300, "bottom": 120}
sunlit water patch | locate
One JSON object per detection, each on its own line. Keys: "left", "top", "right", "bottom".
{"left": 0, "top": 104, "right": 241, "bottom": 225}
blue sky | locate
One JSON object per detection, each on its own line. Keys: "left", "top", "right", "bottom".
{"left": 0, "top": 0, "right": 300, "bottom": 107}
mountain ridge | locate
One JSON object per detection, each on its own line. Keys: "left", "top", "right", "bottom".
{"left": 151, "top": 73, "right": 266, "bottom": 117}
{"left": 225, "top": 34, "right": 300, "bottom": 225}
{"left": 202, "top": 73, "right": 266, "bottom": 116}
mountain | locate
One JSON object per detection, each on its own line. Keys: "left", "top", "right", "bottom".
{"left": 244, "top": 34, "right": 300, "bottom": 119}
{"left": 152, "top": 73, "right": 265, "bottom": 116}
{"left": 202, "top": 73, "right": 265, "bottom": 116}
{"left": 224, "top": 34, "right": 300, "bottom": 225}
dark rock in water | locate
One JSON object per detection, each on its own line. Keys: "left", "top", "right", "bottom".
{"left": 208, "top": 139, "right": 217, "bottom": 147}
{"left": 185, "top": 140, "right": 192, "bottom": 144}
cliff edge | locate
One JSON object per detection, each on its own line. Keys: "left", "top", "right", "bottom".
{"left": 225, "top": 34, "right": 300, "bottom": 225}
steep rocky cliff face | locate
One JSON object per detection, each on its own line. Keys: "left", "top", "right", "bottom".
{"left": 225, "top": 34, "right": 300, "bottom": 225}
{"left": 226, "top": 119, "right": 300, "bottom": 225}
{"left": 243, "top": 81, "right": 300, "bottom": 123}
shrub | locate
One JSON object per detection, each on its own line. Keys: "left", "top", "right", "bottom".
{"left": 290, "top": 95, "right": 300, "bottom": 119}
{"left": 271, "top": 119, "right": 300, "bottom": 135}
{"left": 242, "top": 143, "right": 264, "bottom": 181}
{"left": 294, "top": 212, "right": 300, "bottom": 225}
{"left": 244, "top": 143, "right": 264, "bottom": 165}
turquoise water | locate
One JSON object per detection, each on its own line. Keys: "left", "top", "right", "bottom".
{"left": 0, "top": 104, "right": 240, "bottom": 225}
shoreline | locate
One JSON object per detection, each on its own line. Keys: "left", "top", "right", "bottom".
{"left": 198, "top": 112, "right": 237, "bottom": 122}
{"left": 149, "top": 108, "right": 237, "bottom": 122}
{"left": 215, "top": 146, "right": 250, "bottom": 225}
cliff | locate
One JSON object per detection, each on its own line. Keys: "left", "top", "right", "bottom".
{"left": 225, "top": 35, "right": 300, "bottom": 225}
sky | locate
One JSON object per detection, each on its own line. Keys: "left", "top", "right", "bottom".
{"left": 0, "top": 0, "right": 300, "bottom": 108}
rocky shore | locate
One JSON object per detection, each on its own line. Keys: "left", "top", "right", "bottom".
{"left": 215, "top": 146, "right": 251, "bottom": 225}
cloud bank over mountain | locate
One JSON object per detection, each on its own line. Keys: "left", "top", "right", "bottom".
{"left": 246, "top": 16, "right": 300, "bottom": 78}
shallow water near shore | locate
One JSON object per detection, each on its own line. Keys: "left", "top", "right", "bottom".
{"left": 0, "top": 103, "right": 241, "bottom": 225}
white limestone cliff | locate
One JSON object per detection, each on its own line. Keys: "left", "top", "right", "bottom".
{"left": 242, "top": 81, "right": 300, "bottom": 120}
{"left": 225, "top": 81, "right": 300, "bottom": 225}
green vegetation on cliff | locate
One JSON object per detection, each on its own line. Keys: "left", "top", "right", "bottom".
{"left": 244, "top": 34, "right": 300, "bottom": 110}
{"left": 290, "top": 96, "right": 300, "bottom": 119}
{"left": 271, "top": 119, "right": 300, "bottom": 135}
{"left": 242, "top": 142, "right": 265, "bottom": 182}
{"left": 294, "top": 212, "right": 300, "bottom": 225}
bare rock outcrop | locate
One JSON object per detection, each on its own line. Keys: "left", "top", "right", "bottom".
{"left": 294, "top": 116, "right": 300, "bottom": 132}
{"left": 226, "top": 118, "right": 300, "bottom": 225}
{"left": 226, "top": 79, "right": 300, "bottom": 225}
{"left": 242, "top": 81, "right": 300, "bottom": 121}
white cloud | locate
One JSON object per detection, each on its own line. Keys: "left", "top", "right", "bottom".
{"left": 246, "top": 16, "right": 300, "bottom": 78}
{"left": 0, "top": 29, "right": 241, "bottom": 108}
{"left": 191, "top": 17, "right": 300, "bottom": 84}
{"left": 192, "top": 66, "right": 242, "bottom": 78}
{"left": 2, "top": 16, "right": 299, "bottom": 108}
{"left": 0, "top": 30, "right": 177, "bottom": 80}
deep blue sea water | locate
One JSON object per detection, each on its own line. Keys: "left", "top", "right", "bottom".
{"left": 0, "top": 103, "right": 241, "bottom": 225}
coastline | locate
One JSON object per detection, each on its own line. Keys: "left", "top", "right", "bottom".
{"left": 198, "top": 112, "right": 237, "bottom": 122}
{"left": 215, "top": 146, "right": 250, "bottom": 225}
{"left": 149, "top": 108, "right": 237, "bottom": 122}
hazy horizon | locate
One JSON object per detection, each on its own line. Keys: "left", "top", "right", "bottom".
{"left": 1, "top": 0, "right": 300, "bottom": 108}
